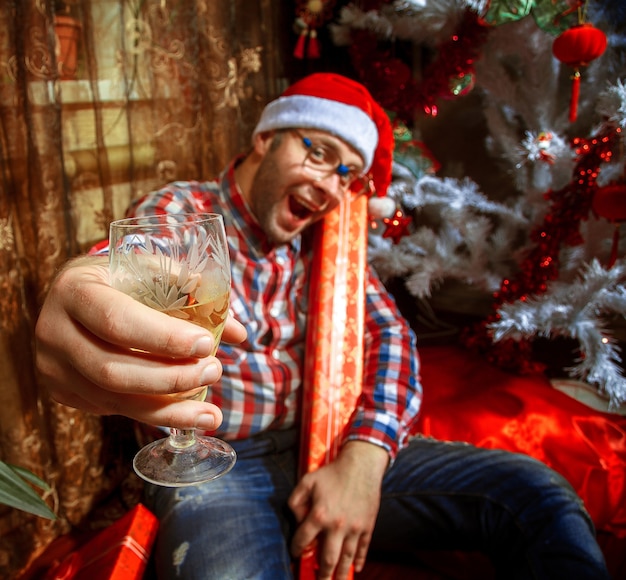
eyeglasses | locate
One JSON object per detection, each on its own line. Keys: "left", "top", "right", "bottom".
{"left": 292, "top": 130, "right": 374, "bottom": 196}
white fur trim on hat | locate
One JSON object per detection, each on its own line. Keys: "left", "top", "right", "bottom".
{"left": 253, "top": 94, "right": 379, "bottom": 172}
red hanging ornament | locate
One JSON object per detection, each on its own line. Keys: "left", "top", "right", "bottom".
{"left": 293, "top": 0, "right": 336, "bottom": 60}
{"left": 552, "top": 23, "right": 607, "bottom": 122}
{"left": 307, "top": 29, "right": 320, "bottom": 59}
{"left": 382, "top": 209, "right": 412, "bottom": 244}
{"left": 294, "top": 29, "right": 307, "bottom": 59}
{"left": 592, "top": 182, "right": 626, "bottom": 268}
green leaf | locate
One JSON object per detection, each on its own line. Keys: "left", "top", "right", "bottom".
{"left": 10, "top": 463, "right": 51, "bottom": 491}
{"left": 0, "top": 461, "right": 56, "bottom": 520}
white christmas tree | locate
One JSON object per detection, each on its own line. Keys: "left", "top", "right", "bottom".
{"left": 332, "top": 0, "right": 626, "bottom": 406}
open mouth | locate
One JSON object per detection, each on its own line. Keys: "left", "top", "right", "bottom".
{"left": 289, "top": 195, "right": 316, "bottom": 220}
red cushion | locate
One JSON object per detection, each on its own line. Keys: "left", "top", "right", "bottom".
{"left": 414, "top": 344, "right": 626, "bottom": 538}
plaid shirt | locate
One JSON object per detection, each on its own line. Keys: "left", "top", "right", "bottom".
{"left": 125, "top": 158, "right": 422, "bottom": 458}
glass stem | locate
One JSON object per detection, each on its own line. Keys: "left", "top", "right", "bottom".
{"left": 169, "top": 428, "right": 196, "bottom": 449}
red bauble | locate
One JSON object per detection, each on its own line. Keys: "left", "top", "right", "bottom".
{"left": 592, "top": 183, "right": 626, "bottom": 268}
{"left": 552, "top": 23, "right": 607, "bottom": 122}
{"left": 592, "top": 184, "right": 626, "bottom": 222}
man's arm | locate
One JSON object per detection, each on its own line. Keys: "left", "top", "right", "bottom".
{"left": 344, "top": 269, "right": 422, "bottom": 458}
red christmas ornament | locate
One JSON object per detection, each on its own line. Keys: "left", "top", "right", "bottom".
{"left": 552, "top": 23, "right": 607, "bottom": 122}
{"left": 382, "top": 209, "right": 412, "bottom": 244}
{"left": 592, "top": 183, "right": 626, "bottom": 221}
{"left": 592, "top": 183, "right": 626, "bottom": 267}
{"left": 293, "top": 0, "right": 336, "bottom": 59}
{"left": 348, "top": 8, "right": 489, "bottom": 123}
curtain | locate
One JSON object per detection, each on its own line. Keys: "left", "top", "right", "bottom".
{"left": 0, "top": 0, "right": 289, "bottom": 574}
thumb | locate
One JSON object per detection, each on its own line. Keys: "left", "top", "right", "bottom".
{"left": 288, "top": 480, "right": 312, "bottom": 523}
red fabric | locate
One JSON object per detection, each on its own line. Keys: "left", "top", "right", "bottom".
{"left": 357, "top": 344, "right": 626, "bottom": 579}
{"left": 414, "top": 344, "right": 626, "bottom": 539}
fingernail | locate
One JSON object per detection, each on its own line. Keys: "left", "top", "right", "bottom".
{"left": 191, "top": 335, "right": 213, "bottom": 357}
{"left": 200, "top": 362, "right": 220, "bottom": 385}
{"left": 195, "top": 413, "right": 216, "bottom": 431}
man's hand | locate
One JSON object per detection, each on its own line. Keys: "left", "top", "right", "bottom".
{"left": 35, "top": 255, "right": 247, "bottom": 429}
{"left": 288, "top": 440, "right": 389, "bottom": 580}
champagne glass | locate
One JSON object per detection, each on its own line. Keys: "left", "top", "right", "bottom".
{"left": 109, "top": 213, "right": 236, "bottom": 487}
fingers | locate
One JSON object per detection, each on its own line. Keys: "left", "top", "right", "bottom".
{"left": 223, "top": 315, "right": 247, "bottom": 345}
{"left": 47, "top": 256, "right": 244, "bottom": 360}
{"left": 38, "top": 298, "right": 223, "bottom": 393}
{"left": 50, "top": 260, "right": 246, "bottom": 361}
{"left": 288, "top": 468, "right": 376, "bottom": 580}
{"left": 293, "top": 523, "right": 371, "bottom": 580}
{"left": 289, "top": 481, "right": 318, "bottom": 558}
{"left": 45, "top": 362, "right": 223, "bottom": 431}
{"left": 61, "top": 268, "right": 217, "bottom": 358}
{"left": 353, "top": 534, "right": 371, "bottom": 573}
{"left": 288, "top": 481, "right": 311, "bottom": 524}
{"left": 318, "top": 532, "right": 360, "bottom": 580}
{"left": 76, "top": 339, "right": 222, "bottom": 395}
{"left": 289, "top": 503, "right": 363, "bottom": 580}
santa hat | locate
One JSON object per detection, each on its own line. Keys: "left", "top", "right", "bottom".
{"left": 253, "top": 73, "right": 394, "bottom": 197}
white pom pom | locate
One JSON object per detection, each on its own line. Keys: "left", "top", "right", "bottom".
{"left": 368, "top": 196, "right": 396, "bottom": 219}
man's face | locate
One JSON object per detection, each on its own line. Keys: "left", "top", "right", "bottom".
{"left": 247, "top": 130, "right": 365, "bottom": 246}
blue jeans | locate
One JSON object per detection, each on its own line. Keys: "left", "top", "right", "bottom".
{"left": 144, "top": 430, "right": 609, "bottom": 579}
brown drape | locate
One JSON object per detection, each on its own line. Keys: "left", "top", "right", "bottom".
{"left": 0, "top": 0, "right": 290, "bottom": 575}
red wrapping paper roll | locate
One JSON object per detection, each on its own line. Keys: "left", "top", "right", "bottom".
{"left": 298, "top": 194, "right": 368, "bottom": 579}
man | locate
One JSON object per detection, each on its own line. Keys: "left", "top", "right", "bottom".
{"left": 35, "top": 73, "right": 609, "bottom": 579}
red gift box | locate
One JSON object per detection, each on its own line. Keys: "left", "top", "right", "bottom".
{"left": 47, "top": 504, "right": 158, "bottom": 580}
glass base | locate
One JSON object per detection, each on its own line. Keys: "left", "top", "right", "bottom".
{"left": 133, "top": 434, "right": 236, "bottom": 487}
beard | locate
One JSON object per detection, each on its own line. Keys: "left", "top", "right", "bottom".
{"left": 248, "top": 151, "right": 316, "bottom": 247}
